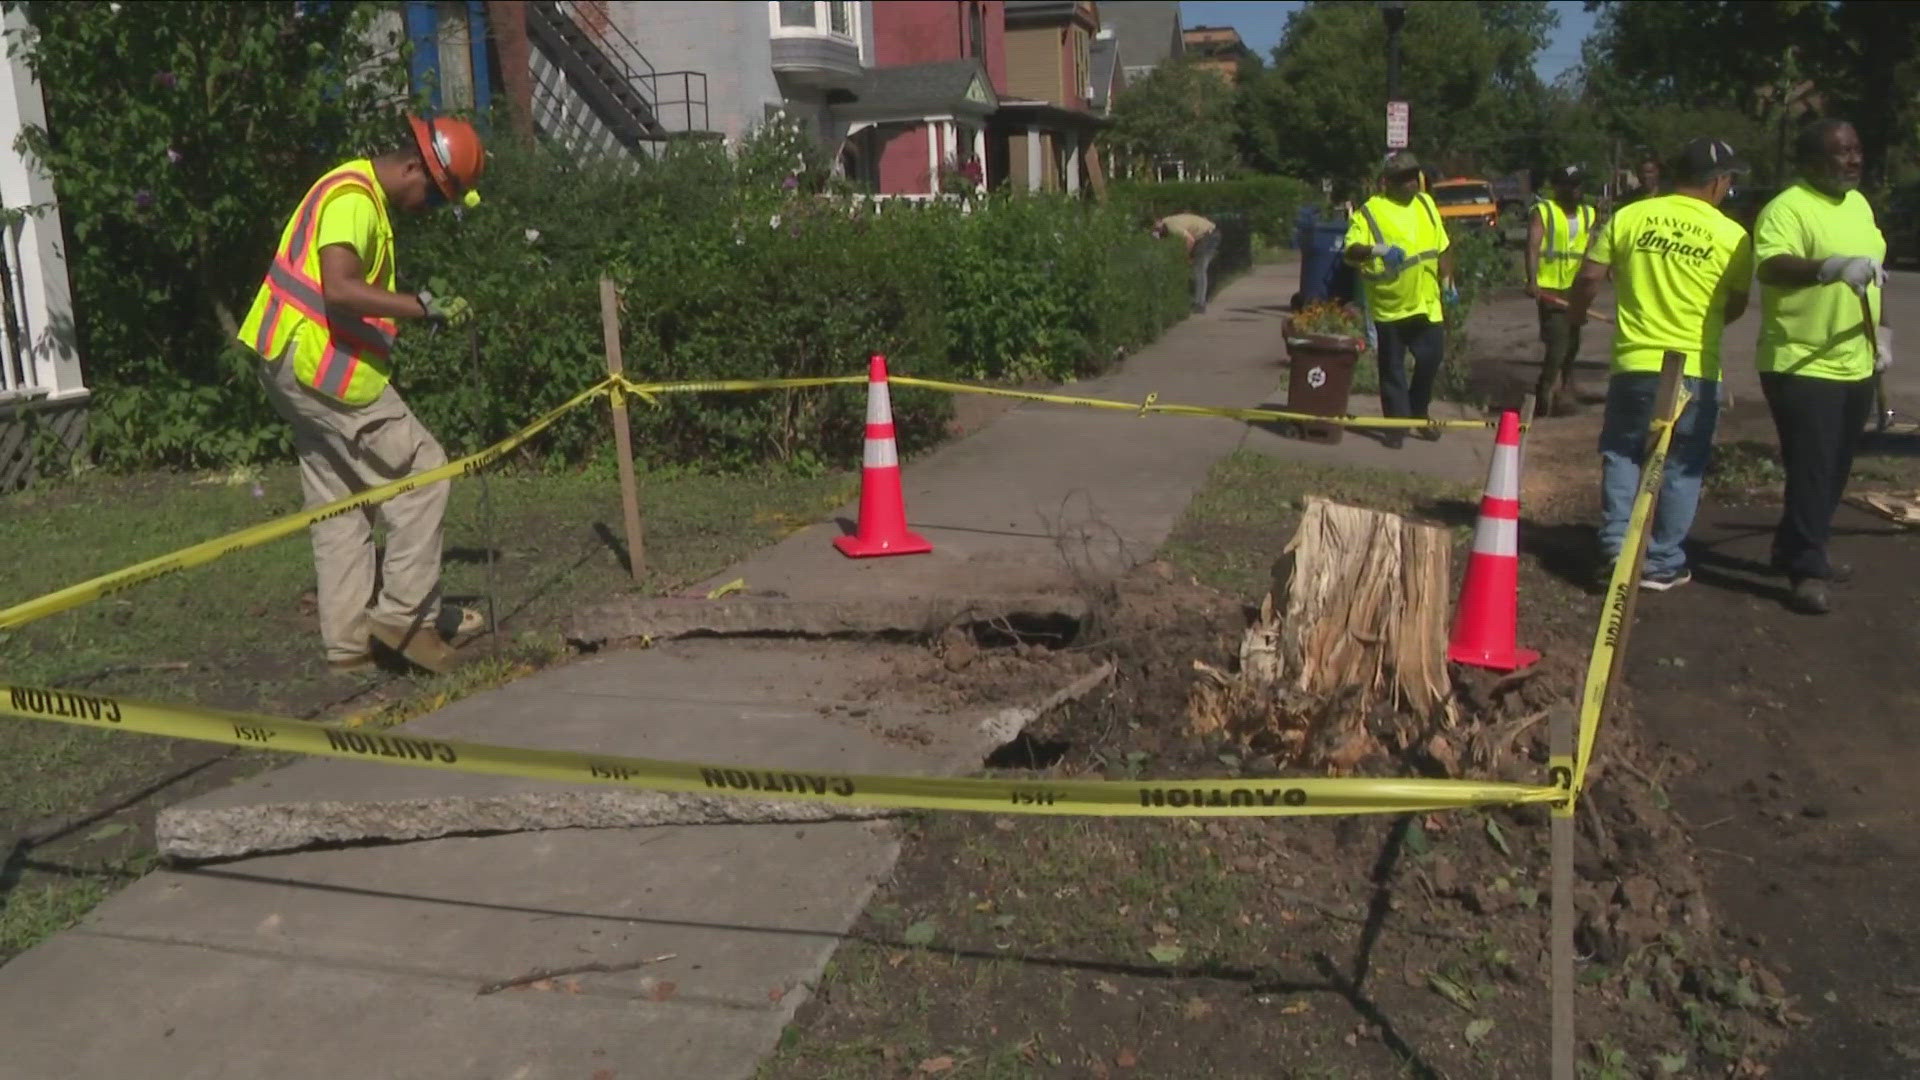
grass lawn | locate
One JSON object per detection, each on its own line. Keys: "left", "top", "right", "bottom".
{"left": 0, "top": 457, "right": 854, "bottom": 962}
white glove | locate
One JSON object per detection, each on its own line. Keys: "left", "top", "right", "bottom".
{"left": 1818, "top": 255, "right": 1887, "bottom": 296}
{"left": 1876, "top": 326, "right": 1893, "bottom": 373}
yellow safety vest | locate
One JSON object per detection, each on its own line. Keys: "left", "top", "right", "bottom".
{"left": 1355, "top": 193, "right": 1444, "bottom": 284}
{"left": 238, "top": 160, "right": 399, "bottom": 406}
{"left": 1534, "top": 199, "right": 1595, "bottom": 291}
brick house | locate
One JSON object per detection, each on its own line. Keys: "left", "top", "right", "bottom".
{"left": 844, "top": 1, "right": 1006, "bottom": 195}
{"left": 995, "top": 0, "right": 1107, "bottom": 194}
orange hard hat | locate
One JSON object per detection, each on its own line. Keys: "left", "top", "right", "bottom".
{"left": 407, "top": 114, "right": 485, "bottom": 208}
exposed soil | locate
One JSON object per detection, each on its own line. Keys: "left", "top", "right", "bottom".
{"left": 767, "top": 559, "right": 1793, "bottom": 1079}
{"left": 1466, "top": 286, "right": 1920, "bottom": 1075}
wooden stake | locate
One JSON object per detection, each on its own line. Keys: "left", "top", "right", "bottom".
{"left": 599, "top": 276, "right": 646, "bottom": 583}
{"left": 1519, "top": 392, "right": 1537, "bottom": 482}
{"left": 1550, "top": 703, "right": 1576, "bottom": 1080}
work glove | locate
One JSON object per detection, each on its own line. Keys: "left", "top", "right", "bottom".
{"left": 1370, "top": 243, "right": 1408, "bottom": 270}
{"left": 1877, "top": 326, "right": 1894, "bottom": 374}
{"left": 416, "top": 290, "right": 472, "bottom": 328}
{"left": 1817, "top": 256, "right": 1887, "bottom": 297}
{"left": 1442, "top": 280, "right": 1461, "bottom": 307}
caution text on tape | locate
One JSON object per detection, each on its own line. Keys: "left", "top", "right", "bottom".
{"left": 2, "top": 683, "right": 1567, "bottom": 819}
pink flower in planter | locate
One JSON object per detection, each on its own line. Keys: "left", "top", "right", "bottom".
{"left": 133, "top": 190, "right": 155, "bottom": 210}
{"left": 154, "top": 71, "right": 177, "bottom": 90}
{"left": 166, "top": 146, "right": 183, "bottom": 165}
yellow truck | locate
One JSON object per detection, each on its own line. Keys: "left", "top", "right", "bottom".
{"left": 1427, "top": 176, "right": 1500, "bottom": 232}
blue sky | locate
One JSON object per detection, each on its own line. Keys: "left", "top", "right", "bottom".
{"left": 1177, "top": 1, "right": 1599, "bottom": 83}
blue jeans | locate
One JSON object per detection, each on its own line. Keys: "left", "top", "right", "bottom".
{"left": 1598, "top": 373, "right": 1720, "bottom": 575}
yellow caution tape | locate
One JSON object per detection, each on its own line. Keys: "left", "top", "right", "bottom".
{"left": 0, "top": 377, "right": 617, "bottom": 632}
{"left": 1570, "top": 385, "right": 1693, "bottom": 794}
{"left": 0, "top": 682, "right": 1566, "bottom": 818}
{"left": 0, "top": 365, "right": 1512, "bottom": 633}
{"left": 888, "top": 375, "right": 1508, "bottom": 431}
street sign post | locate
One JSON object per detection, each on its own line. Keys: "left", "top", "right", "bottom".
{"left": 1387, "top": 101, "right": 1409, "bottom": 150}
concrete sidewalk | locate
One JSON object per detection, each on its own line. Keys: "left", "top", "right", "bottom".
{"left": 0, "top": 263, "right": 1493, "bottom": 1080}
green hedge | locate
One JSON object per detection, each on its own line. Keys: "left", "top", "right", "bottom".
{"left": 1111, "top": 176, "right": 1317, "bottom": 249}
{"left": 383, "top": 141, "right": 1189, "bottom": 472}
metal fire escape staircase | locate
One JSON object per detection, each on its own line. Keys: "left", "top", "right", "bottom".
{"left": 525, "top": 1, "right": 709, "bottom": 154}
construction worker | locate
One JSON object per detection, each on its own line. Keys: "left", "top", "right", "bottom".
{"left": 1525, "top": 165, "right": 1597, "bottom": 416}
{"left": 1343, "top": 150, "right": 1456, "bottom": 447}
{"left": 239, "top": 115, "right": 485, "bottom": 675}
{"left": 1153, "top": 212, "right": 1220, "bottom": 313}
{"left": 1566, "top": 138, "right": 1754, "bottom": 592}
{"left": 1752, "top": 119, "right": 1889, "bottom": 615}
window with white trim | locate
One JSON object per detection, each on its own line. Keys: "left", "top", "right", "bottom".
{"left": 769, "top": 1, "right": 857, "bottom": 40}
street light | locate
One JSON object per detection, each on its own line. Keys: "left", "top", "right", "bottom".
{"left": 1381, "top": 0, "right": 1406, "bottom": 103}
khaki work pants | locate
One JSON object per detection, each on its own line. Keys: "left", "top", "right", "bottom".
{"left": 258, "top": 350, "right": 449, "bottom": 662}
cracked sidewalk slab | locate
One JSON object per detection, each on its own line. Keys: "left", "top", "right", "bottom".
{"left": 562, "top": 591, "right": 1089, "bottom": 648}
{"left": 156, "top": 662, "right": 1113, "bottom": 861}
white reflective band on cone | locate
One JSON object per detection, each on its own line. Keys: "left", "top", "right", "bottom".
{"left": 1472, "top": 516, "right": 1519, "bottom": 557}
{"left": 864, "top": 438, "right": 899, "bottom": 468}
{"left": 1488, "top": 443, "right": 1520, "bottom": 499}
{"left": 867, "top": 381, "right": 894, "bottom": 424}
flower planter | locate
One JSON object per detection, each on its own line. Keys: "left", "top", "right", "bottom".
{"left": 1282, "top": 319, "right": 1365, "bottom": 445}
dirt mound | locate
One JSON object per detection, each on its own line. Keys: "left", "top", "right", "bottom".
{"left": 995, "top": 561, "right": 1796, "bottom": 1076}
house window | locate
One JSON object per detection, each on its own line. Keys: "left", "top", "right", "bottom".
{"left": 770, "top": 1, "right": 857, "bottom": 40}
{"left": 968, "top": 2, "right": 985, "bottom": 61}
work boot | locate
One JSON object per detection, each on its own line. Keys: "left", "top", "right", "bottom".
{"left": 1786, "top": 578, "right": 1831, "bottom": 616}
{"left": 326, "top": 653, "right": 377, "bottom": 675}
{"left": 369, "top": 619, "right": 463, "bottom": 675}
{"left": 1769, "top": 556, "right": 1852, "bottom": 584}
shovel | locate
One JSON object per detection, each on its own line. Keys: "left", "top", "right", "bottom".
{"left": 1861, "top": 291, "right": 1893, "bottom": 433}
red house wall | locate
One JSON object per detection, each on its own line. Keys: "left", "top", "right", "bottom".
{"left": 876, "top": 124, "right": 934, "bottom": 195}
{"left": 869, "top": 1, "right": 1006, "bottom": 93}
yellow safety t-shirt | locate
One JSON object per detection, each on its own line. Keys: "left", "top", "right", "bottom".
{"left": 1753, "top": 181, "right": 1886, "bottom": 381}
{"left": 1534, "top": 199, "right": 1596, "bottom": 291}
{"left": 1344, "top": 193, "right": 1449, "bottom": 322}
{"left": 1586, "top": 193, "right": 1753, "bottom": 381}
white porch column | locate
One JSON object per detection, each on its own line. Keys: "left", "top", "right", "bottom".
{"left": 926, "top": 121, "right": 941, "bottom": 194}
{"left": 1026, "top": 125, "right": 1042, "bottom": 192}
{"left": 1065, "top": 135, "right": 1082, "bottom": 194}
{"left": 1, "top": 7, "right": 85, "bottom": 401}
{"left": 971, "top": 124, "right": 986, "bottom": 189}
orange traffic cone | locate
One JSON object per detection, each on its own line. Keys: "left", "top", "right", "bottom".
{"left": 834, "top": 355, "right": 933, "bottom": 559}
{"left": 1447, "top": 408, "right": 1539, "bottom": 672}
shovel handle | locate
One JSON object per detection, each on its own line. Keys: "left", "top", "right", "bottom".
{"left": 1537, "top": 291, "right": 1615, "bottom": 324}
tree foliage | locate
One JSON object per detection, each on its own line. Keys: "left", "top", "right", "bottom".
{"left": 6, "top": 0, "right": 408, "bottom": 465}
{"left": 1106, "top": 56, "right": 1238, "bottom": 179}
{"left": 1578, "top": 0, "right": 1920, "bottom": 185}
{"left": 1236, "top": 1, "right": 1556, "bottom": 182}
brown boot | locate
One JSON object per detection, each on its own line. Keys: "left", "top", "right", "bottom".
{"left": 369, "top": 619, "right": 463, "bottom": 675}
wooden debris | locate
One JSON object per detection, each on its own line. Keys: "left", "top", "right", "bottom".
{"left": 1849, "top": 491, "right": 1920, "bottom": 527}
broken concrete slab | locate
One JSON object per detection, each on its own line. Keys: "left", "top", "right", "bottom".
{"left": 158, "top": 791, "right": 901, "bottom": 862}
{"left": 562, "top": 591, "right": 1088, "bottom": 648}
{"left": 157, "top": 662, "right": 1113, "bottom": 861}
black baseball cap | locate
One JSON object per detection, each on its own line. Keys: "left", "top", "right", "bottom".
{"left": 1677, "top": 138, "right": 1748, "bottom": 179}
{"left": 1551, "top": 165, "right": 1584, "bottom": 185}
{"left": 1383, "top": 150, "right": 1422, "bottom": 177}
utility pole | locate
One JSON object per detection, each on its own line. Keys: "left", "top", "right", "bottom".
{"left": 1382, "top": 1, "right": 1408, "bottom": 157}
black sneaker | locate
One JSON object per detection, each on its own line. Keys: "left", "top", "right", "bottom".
{"left": 1638, "top": 568, "right": 1692, "bottom": 592}
{"left": 1786, "top": 577, "right": 1831, "bottom": 615}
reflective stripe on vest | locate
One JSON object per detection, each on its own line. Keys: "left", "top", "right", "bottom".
{"left": 1534, "top": 201, "right": 1594, "bottom": 290}
{"left": 1357, "top": 195, "right": 1444, "bottom": 282}
{"left": 250, "top": 166, "right": 398, "bottom": 403}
